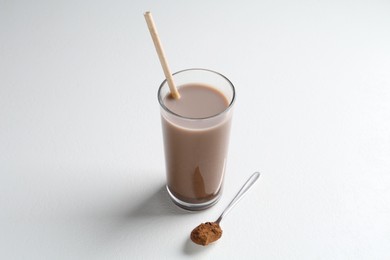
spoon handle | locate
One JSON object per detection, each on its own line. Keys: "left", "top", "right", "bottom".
{"left": 216, "top": 172, "right": 261, "bottom": 224}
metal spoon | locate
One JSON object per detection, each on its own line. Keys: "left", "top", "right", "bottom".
{"left": 190, "top": 171, "right": 261, "bottom": 246}
{"left": 215, "top": 171, "right": 261, "bottom": 224}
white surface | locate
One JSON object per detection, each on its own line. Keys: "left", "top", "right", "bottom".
{"left": 1, "top": 0, "right": 390, "bottom": 259}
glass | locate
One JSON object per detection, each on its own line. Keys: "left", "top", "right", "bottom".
{"left": 158, "top": 68, "right": 235, "bottom": 210}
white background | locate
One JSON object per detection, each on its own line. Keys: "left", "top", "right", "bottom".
{"left": 1, "top": 0, "right": 390, "bottom": 259}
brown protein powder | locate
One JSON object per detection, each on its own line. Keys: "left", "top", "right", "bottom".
{"left": 190, "top": 222, "right": 223, "bottom": 246}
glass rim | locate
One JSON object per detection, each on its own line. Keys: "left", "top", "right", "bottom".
{"left": 157, "top": 68, "right": 236, "bottom": 121}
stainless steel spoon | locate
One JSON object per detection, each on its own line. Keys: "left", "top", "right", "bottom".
{"left": 190, "top": 171, "right": 261, "bottom": 245}
{"left": 216, "top": 171, "right": 261, "bottom": 224}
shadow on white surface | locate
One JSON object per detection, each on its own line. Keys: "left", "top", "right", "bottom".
{"left": 183, "top": 237, "right": 214, "bottom": 255}
{"left": 74, "top": 183, "right": 193, "bottom": 255}
{"left": 130, "top": 184, "right": 209, "bottom": 254}
{"left": 126, "top": 185, "right": 188, "bottom": 218}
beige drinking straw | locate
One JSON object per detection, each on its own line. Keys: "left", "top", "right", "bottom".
{"left": 144, "top": 11, "right": 180, "bottom": 99}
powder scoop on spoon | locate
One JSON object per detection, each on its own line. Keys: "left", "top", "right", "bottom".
{"left": 190, "top": 172, "right": 261, "bottom": 246}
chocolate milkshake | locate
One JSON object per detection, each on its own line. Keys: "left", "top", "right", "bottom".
{"left": 158, "top": 69, "right": 235, "bottom": 210}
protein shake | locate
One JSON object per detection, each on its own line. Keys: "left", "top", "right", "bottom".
{"left": 158, "top": 69, "right": 235, "bottom": 210}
